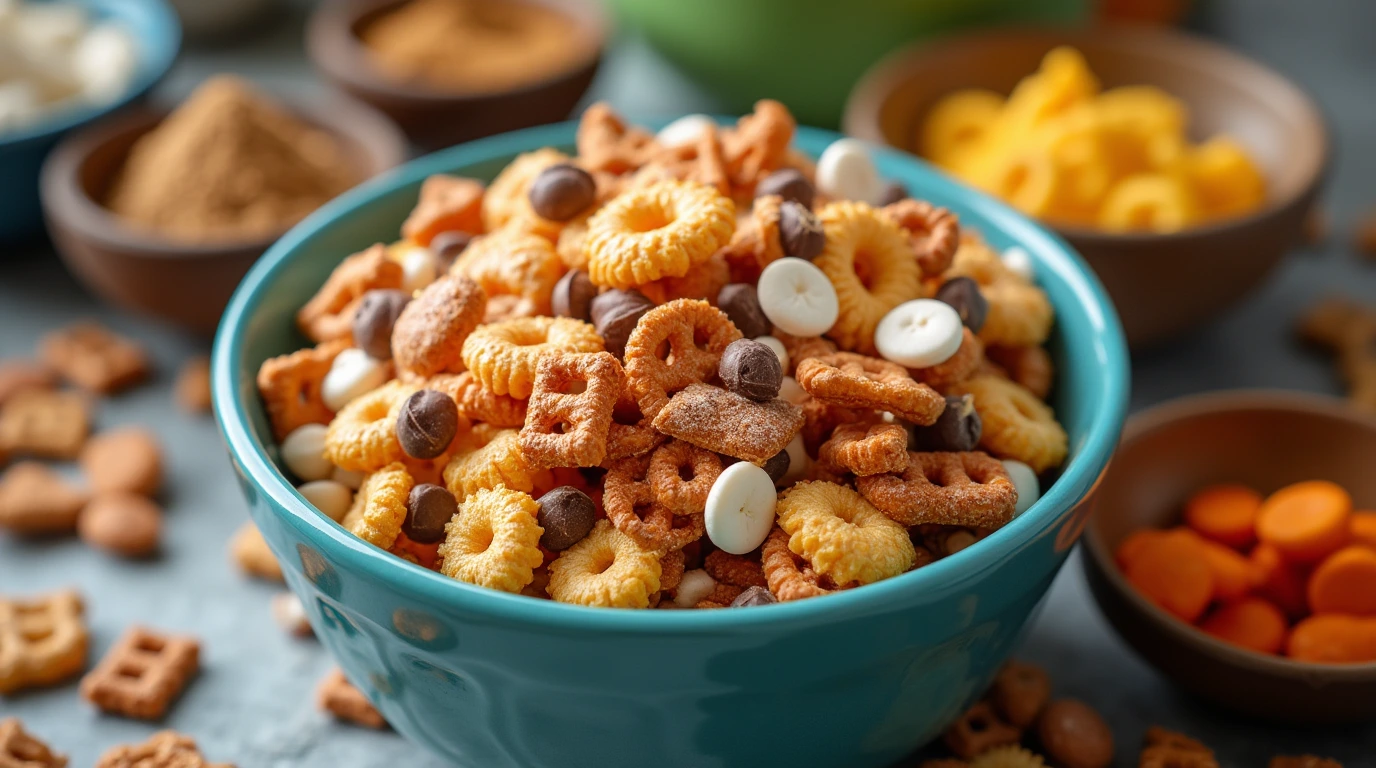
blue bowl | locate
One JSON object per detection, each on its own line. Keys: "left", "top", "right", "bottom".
{"left": 212, "top": 122, "right": 1130, "bottom": 768}
{"left": 0, "top": 0, "right": 180, "bottom": 242}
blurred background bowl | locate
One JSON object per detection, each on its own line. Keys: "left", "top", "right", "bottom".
{"left": 166, "top": 0, "right": 282, "bottom": 41}
{"left": 0, "top": 0, "right": 180, "bottom": 243}
{"left": 1082, "top": 390, "right": 1376, "bottom": 723}
{"left": 40, "top": 96, "right": 407, "bottom": 335}
{"left": 306, "top": 0, "right": 606, "bottom": 151}
{"left": 606, "top": 0, "right": 1087, "bottom": 128}
{"left": 843, "top": 25, "right": 1328, "bottom": 348}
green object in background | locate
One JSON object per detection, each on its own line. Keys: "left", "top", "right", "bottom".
{"left": 606, "top": 0, "right": 1089, "bottom": 128}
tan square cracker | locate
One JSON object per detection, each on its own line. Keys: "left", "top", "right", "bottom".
{"left": 0, "top": 390, "right": 90, "bottom": 460}
{"left": 80, "top": 626, "right": 200, "bottom": 720}
{"left": 0, "top": 590, "right": 88, "bottom": 695}
{"left": 650, "top": 383, "right": 803, "bottom": 464}
{"left": 39, "top": 323, "right": 149, "bottom": 394}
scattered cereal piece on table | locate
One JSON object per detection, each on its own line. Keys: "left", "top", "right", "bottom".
{"left": 80, "top": 626, "right": 200, "bottom": 720}
{"left": 78, "top": 493, "right": 162, "bottom": 558}
{"left": 318, "top": 668, "right": 388, "bottom": 729}
{"left": 0, "top": 590, "right": 88, "bottom": 695}
{"left": 94, "top": 730, "right": 232, "bottom": 768}
{"left": 0, "top": 360, "right": 55, "bottom": 406}
{"left": 229, "top": 522, "right": 283, "bottom": 582}
{"left": 79, "top": 426, "right": 162, "bottom": 496}
{"left": 0, "top": 389, "right": 91, "bottom": 460}
{"left": 39, "top": 323, "right": 149, "bottom": 394}
{"left": 943, "top": 700, "right": 1022, "bottom": 760}
{"left": 0, "top": 462, "right": 88, "bottom": 535}
{"left": 174, "top": 355, "right": 213, "bottom": 413}
{"left": 0, "top": 718, "right": 67, "bottom": 768}
{"left": 990, "top": 661, "right": 1051, "bottom": 729}
{"left": 1036, "top": 699, "right": 1114, "bottom": 768}
{"left": 970, "top": 746, "right": 1046, "bottom": 768}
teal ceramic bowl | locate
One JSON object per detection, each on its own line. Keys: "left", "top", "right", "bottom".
{"left": 0, "top": 0, "right": 180, "bottom": 242}
{"left": 212, "top": 122, "right": 1129, "bottom": 768}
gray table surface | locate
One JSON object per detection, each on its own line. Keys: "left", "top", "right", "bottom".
{"left": 4, "top": 0, "right": 1376, "bottom": 765}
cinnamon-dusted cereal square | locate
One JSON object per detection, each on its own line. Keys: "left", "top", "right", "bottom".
{"left": 650, "top": 383, "right": 802, "bottom": 464}
{"left": 0, "top": 389, "right": 91, "bottom": 459}
{"left": 80, "top": 626, "right": 200, "bottom": 720}
{"left": 39, "top": 323, "right": 149, "bottom": 394}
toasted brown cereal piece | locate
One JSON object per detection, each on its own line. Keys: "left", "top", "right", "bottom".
{"left": 774, "top": 330, "right": 836, "bottom": 376}
{"left": 638, "top": 122, "right": 731, "bottom": 196}
{"left": 442, "top": 429, "right": 547, "bottom": 500}
{"left": 438, "top": 486, "right": 544, "bottom": 593}
{"left": 703, "top": 548, "right": 766, "bottom": 589}
{"left": 452, "top": 227, "right": 565, "bottom": 319}
{"left": 584, "top": 181, "right": 736, "bottom": 290}
{"left": 1139, "top": 727, "right": 1218, "bottom": 768}
{"left": 0, "top": 359, "right": 55, "bottom": 406}
{"left": 0, "top": 389, "right": 90, "bottom": 459}
{"left": 392, "top": 274, "right": 488, "bottom": 380}
{"left": 721, "top": 100, "right": 796, "bottom": 194}
{"left": 604, "top": 374, "right": 666, "bottom": 461}
{"left": 761, "top": 527, "right": 849, "bottom": 601}
{"left": 576, "top": 102, "right": 656, "bottom": 175}
{"left": 637, "top": 252, "right": 732, "bottom": 307}
{"left": 342, "top": 463, "right": 413, "bottom": 549}
{"left": 428, "top": 372, "right": 527, "bottom": 427}
{"left": 949, "top": 375, "right": 1067, "bottom": 473}
{"left": 324, "top": 379, "right": 416, "bottom": 473}
{"left": 520, "top": 351, "right": 621, "bottom": 468}
{"left": 602, "top": 454, "right": 704, "bottom": 553}
{"left": 647, "top": 440, "right": 722, "bottom": 516}
{"left": 881, "top": 198, "right": 961, "bottom": 277}
{"left": 651, "top": 383, "right": 803, "bottom": 465}
{"left": 717, "top": 194, "right": 785, "bottom": 284}
{"left": 658, "top": 548, "right": 686, "bottom": 593}
{"left": 95, "top": 730, "right": 231, "bottom": 768}
{"left": 694, "top": 581, "right": 745, "bottom": 609}
{"left": 402, "top": 175, "right": 484, "bottom": 246}
{"left": 799, "top": 396, "right": 861, "bottom": 457}
{"left": 985, "top": 344, "right": 1053, "bottom": 400}
{"left": 911, "top": 327, "right": 984, "bottom": 390}
{"left": 944, "top": 700, "right": 1022, "bottom": 760}
{"left": 39, "top": 323, "right": 149, "bottom": 394}
{"left": 462, "top": 316, "right": 603, "bottom": 399}
{"left": 79, "top": 427, "right": 162, "bottom": 496}
{"left": 776, "top": 481, "right": 915, "bottom": 585}
{"left": 624, "top": 299, "right": 742, "bottom": 421}
{"left": 856, "top": 451, "right": 1017, "bottom": 528}
{"left": 256, "top": 339, "right": 350, "bottom": 441}
{"left": 174, "top": 356, "right": 212, "bottom": 413}
{"left": 296, "top": 244, "right": 403, "bottom": 342}
{"left": 0, "top": 718, "right": 67, "bottom": 768}
{"left": 817, "top": 421, "right": 908, "bottom": 477}
{"left": 0, "top": 463, "right": 88, "bottom": 535}
{"left": 0, "top": 590, "right": 88, "bottom": 695}
{"left": 991, "top": 661, "right": 1051, "bottom": 729}
{"left": 229, "top": 522, "right": 283, "bottom": 582}
{"left": 80, "top": 626, "right": 199, "bottom": 720}
{"left": 795, "top": 352, "right": 945, "bottom": 425}
{"left": 1037, "top": 699, "right": 1114, "bottom": 768}
{"left": 970, "top": 746, "right": 1045, "bottom": 768}
{"left": 814, "top": 201, "right": 922, "bottom": 355}
{"left": 270, "top": 593, "right": 313, "bottom": 637}
{"left": 318, "top": 668, "right": 388, "bottom": 729}
{"left": 79, "top": 494, "right": 161, "bottom": 558}
{"left": 1270, "top": 757, "right": 1343, "bottom": 768}
{"left": 548, "top": 520, "right": 662, "bottom": 608}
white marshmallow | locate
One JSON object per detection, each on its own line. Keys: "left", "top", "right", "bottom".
{"left": 297, "top": 479, "right": 353, "bottom": 522}
{"left": 14, "top": 3, "right": 86, "bottom": 52}
{"left": 673, "top": 569, "right": 718, "bottom": 608}
{"left": 655, "top": 114, "right": 714, "bottom": 149}
{"left": 816, "top": 138, "right": 883, "bottom": 205}
{"left": 780, "top": 433, "right": 810, "bottom": 485}
{"left": 0, "top": 80, "right": 38, "bottom": 131}
{"left": 756, "top": 257, "right": 838, "bottom": 337}
{"left": 320, "top": 348, "right": 387, "bottom": 412}
{"left": 280, "top": 423, "right": 332, "bottom": 481}
{"left": 73, "top": 23, "right": 135, "bottom": 102}
{"left": 874, "top": 299, "right": 964, "bottom": 369}
{"left": 754, "top": 335, "right": 788, "bottom": 372}
{"left": 332, "top": 466, "right": 365, "bottom": 490}
{"left": 778, "top": 375, "right": 808, "bottom": 406}
{"left": 1002, "top": 246, "right": 1035, "bottom": 282}
{"left": 1002, "top": 459, "right": 1040, "bottom": 516}
{"left": 398, "top": 244, "right": 438, "bottom": 294}
{"left": 704, "top": 461, "right": 777, "bottom": 554}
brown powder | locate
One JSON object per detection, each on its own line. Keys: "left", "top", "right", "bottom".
{"left": 360, "top": 0, "right": 593, "bottom": 93}
{"left": 106, "top": 76, "right": 358, "bottom": 243}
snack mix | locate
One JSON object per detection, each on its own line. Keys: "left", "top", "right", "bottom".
{"left": 256, "top": 100, "right": 1068, "bottom": 609}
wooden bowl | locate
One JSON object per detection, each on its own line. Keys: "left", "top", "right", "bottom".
{"left": 306, "top": 0, "right": 606, "bottom": 152}
{"left": 40, "top": 98, "right": 407, "bottom": 335}
{"left": 1081, "top": 390, "right": 1376, "bottom": 723}
{"left": 843, "top": 26, "right": 1329, "bottom": 348}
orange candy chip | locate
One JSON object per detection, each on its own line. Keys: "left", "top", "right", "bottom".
{"left": 1307, "top": 546, "right": 1376, "bottom": 616}
{"left": 1288, "top": 614, "right": 1376, "bottom": 664}
{"left": 1200, "top": 597, "right": 1288, "bottom": 655}
{"left": 1184, "top": 483, "right": 1262, "bottom": 549}
{"left": 1255, "top": 480, "right": 1352, "bottom": 563}
{"left": 1123, "top": 530, "right": 1215, "bottom": 623}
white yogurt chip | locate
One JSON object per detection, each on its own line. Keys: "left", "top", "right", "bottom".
{"left": 780, "top": 433, "right": 810, "bottom": 486}
{"left": 398, "top": 244, "right": 439, "bottom": 294}
{"left": 297, "top": 479, "right": 353, "bottom": 522}
{"left": 1002, "top": 459, "right": 1040, "bottom": 516}
{"left": 280, "top": 423, "right": 332, "bottom": 482}
{"left": 778, "top": 375, "right": 808, "bottom": 406}
{"left": 704, "top": 461, "right": 777, "bottom": 554}
{"left": 656, "top": 114, "right": 714, "bottom": 148}
{"left": 816, "top": 137, "right": 883, "bottom": 205}
{"left": 756, "top": 257, "right": 838, "bottom": 338}
{"left": 332, "top": 466, "right": 365, "bottom": 491}
{"left": 1002, "top": 246, "right": 1035, "bottom": 282}
{"left": 874, "top": 299, "right": 964, "bottom": 369}
{"left": 321, "top": 348, "right": 388, "bottom": 412}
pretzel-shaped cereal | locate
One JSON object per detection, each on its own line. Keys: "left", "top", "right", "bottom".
{"left": 881, "top": 198, "right": 961, "bottom": 276}
{"left": 774, "top": 330, "right": 837, "bottom": 376}
{"left": 944, "top": 241, "right": 1052, "bottom": 347}
{"left": 794, "top": 352, "right": 945, "bottom": 426}
{"left": 637, "top": 122, "right": 730, "bottom": 196}
{"left": 703, "top": 549, "right": 767, "bottom": 589}
{"left": 451, "top": 228, "right": 566, "bottom": 319}
{"left": 722, "top": 99, "right": 796, "bottom": 193}
{"left": 257, "top": 338, "right": 350, "bottom": 441}
{"left": 548, "top": 520, "right": 662, "bottom": 608}
{"left": 481, "top": 147, "right": 571, "bottom": 236}
{"left": 816, "top": 421, "right": 909, "bottom": 477}
{"left": 948, "top": 375, "right": 1067, "bottom": 473}
{"left": 461, "top": 316, "right": 604, "bottom": 399}
{"left": 602, "top": 454, "right": 705, "bottom": 553}
{"left": 427, "top": 372, "right": 527, "bottom": 427}
{"left": 576, "top": 102, "right": 658, "bottom": 175}
{"left": 438, "top": 486, "right": 544, "bottom": 593}
{"left": 583, "top": 180, "right": 736, "bottom": 290}
{"left": 814, "top": 201, "right": 923, "bottom": 354}
{"left": 647, "top": 440, "right": 723, "bottom": 516}
{"left": 985, "top": 344, "right": 1054, "bottom": 400}
{"left": 324, "top": 379, "right": 418, "bottom": 472}
{"left": 800, "top": 397, "right": 862, "bottom": 457}
{"left": 776, "top": 481, "right": 916, "bottom": 585}
{"left": 910, "top": 327, "right": 984, "bottom": 389}
{"left": 761, "top": 527, "right": 850, "bottom": 601}
{"left": 519, "top": 351, "right": 622, "bottom": 468}
{"left": 401, "top": 175, "right": 484, "bottom": 247}
{"left": 856, "top": 450, "right": 1018, "bottom": 528}
{"left": 623, "top": 299, "right": 743, "bottom": 422}
{"left": 296, "top": 244, "right": 403, "bottom": 342}
{"left": 605, "top": 377, "right": 667, "bottom": 461}
{"left": 343, "top": 462, "right": 414, "bottom": 549}
{"left": 442, "top": 428, "right": 548, "bottom": 499}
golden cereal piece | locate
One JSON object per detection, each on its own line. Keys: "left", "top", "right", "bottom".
{"left": 344, "top": 462, "right": 413, "bottom": 550}
{"left": 461, "top": 316, "right": 603, "bottom": 400}
{"left": 438, "top": 486, "right": 544, "bottom": 594}
{"left": 985, "top": 344, "right": 1054, "bottom": 400}
{"left": 944, "top": 242, "right": 1053, "bottom": 348}
{"left": 776, "top": 481, "right": 915, "bottom": 586}
{"left": 325, "top": 379, "right": 418, "bottom": 472}
{"left": 427, "top": 372, "right": 527, "bottom": 427}
{"left": 813, "top": 201, "right": 922, "bottom": 355}
{"left": 583, "top": 180, "right": 735, "bottom": 290}
{"left": 442, "top": 428, "right": 546, "bottom": 499}
{"left": 451, "top": 228, "right": 566, "bottom": 319}
{"left": 949, "top": 375, "right": 1067, "bottom": 473}
{"left": 481, "top": 147, "right": 571, "bottom": 236}
{"left": 548, "top": 520, "right": 662, "bottom": 608}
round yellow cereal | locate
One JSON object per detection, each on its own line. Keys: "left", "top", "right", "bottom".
{"left": 548, "top": 520, "right": 662, "bottom": 608}
{"left": 342, "top": 462, "right": 414, "bottom": 550}
{"left": 921, "top": 88, "right": 1005, "bottom": 169}
{"left": 583, "top": 180, "right": 735, "bottom": 289}
{"left": 813, "top": 201, "right": 923, "bottom": 354}
{"left": 442, "top": 428, "right": 548, "bottom": 500}
{"left": 775, "top": 481, "right": 916, "bottom": 586}
{"left": 324, "top": 379, "right": 417, "bottom": 472}
{"left": 1188, "top": 136, "right": 1266, "bottom": 220}
{"left": 948, "top": 375, "right": 1067, "bottom": 474}
{"left": 1097, "top": 173, "right": 1200, "bottom": 234}
{"left": 438, "top": 486, "right": 545, "bottom": 593}
{"left": 481, "top": 147, "right": 570, "bottom": 237}
{"left": 452, "top": 228, "right": 566, "bottom": 318}
{"left": 460, "top": 316, "right": 604, "bottom": 399}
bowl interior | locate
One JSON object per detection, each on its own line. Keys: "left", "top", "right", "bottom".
{"left": 213, "top": 120, "right": 1129, "bottom": 627}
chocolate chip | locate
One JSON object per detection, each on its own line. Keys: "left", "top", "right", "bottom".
{"left": 730, "top": 585, "right": 777, "bottom": 607}
{"left": 877, "top": 181, "right": 908, "bottom": 206}
{"left": 935, "top": 277, "right": 989, "bottom": 333}
{"left": 529, "top": 164, "right": 596, "bottom": 222}
{"left": 779, "top": 200, "right": 825, "bottom": 260}
{"left": 913, "top": 394, "right": 981, "bottom": 452}
{"left": 761, "top": 449, "right": 790, "bottom": 484}
{"left": 403, "top": 483, "right": 456, "bottom": 543}
{"left": 537, "top": 486, "right": 596, "bottom": 551}
{"left": 755, "top": 168, "right": 814, "bottom": 209}
{"left": 429, "top": 230, "right": 474, "bottom": 271}
{"left": 590, "top": 289, "right": 655, "bottom": 359}
{"left": 719, "top": 338, "right": 783, "bottom": 402}
{"left": 396, "top": 389, "right": 459, "bottom": 460}
{"left": 552, "top": 269, "right": 597, "bottom": 322}
{"left": 352, "top": 289, "right": 410, "bottom": 360}
{"left": 716, "top": 283, "right": 770, "bottom": 339}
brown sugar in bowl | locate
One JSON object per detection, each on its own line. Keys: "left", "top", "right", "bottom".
{"left": 39, "top": 98, "right": 406, "bottom": 335}
{"left": 843, "top": 25, "right": 1329, "bottom": 348}
{"left": 1081, "top": 390, "right": 1376, "bottom": 723}
{"left": 306, "top": 0, "right": 607, "bottom": 151}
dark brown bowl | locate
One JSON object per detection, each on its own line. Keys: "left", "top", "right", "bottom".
{"left": 843, "top": 26, "right": 1329, "bottom": 348}
{"left": 1081, "top": 390, "right": 1376, "bottom": 723}
{"left": 306, "top": 0, "right": 606, "bottom": 151}
{"left": 40, "top": 97, "right": 407, "bottom": 335}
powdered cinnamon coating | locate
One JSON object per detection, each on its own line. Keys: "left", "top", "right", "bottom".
{"left": 650, "top": 383, "right": 803, "bottom": 465}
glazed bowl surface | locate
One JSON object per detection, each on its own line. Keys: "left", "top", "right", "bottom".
{"left": 212, "top": 121, "right": 1129, "bottom": 768}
